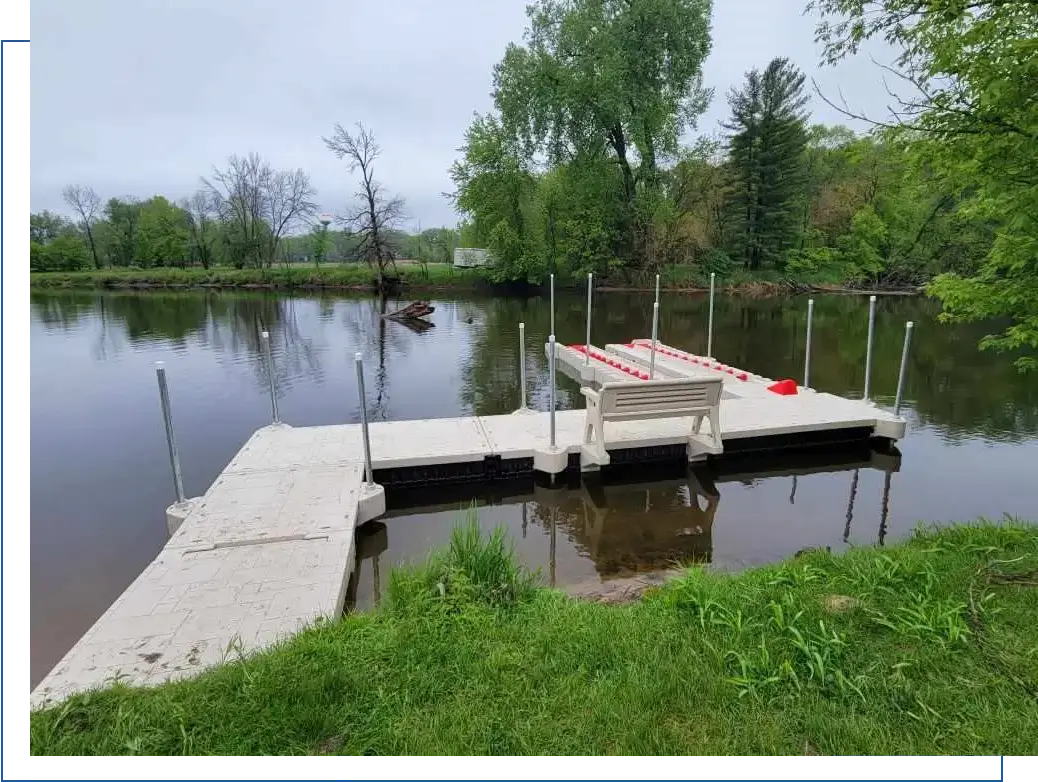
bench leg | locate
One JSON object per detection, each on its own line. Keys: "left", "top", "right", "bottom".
{"left": 594, "top": 417, "right": 607, "bottom": 461}
{"left": 708, "top": 409, "right": 721, "bottom": 449}
{"left": 692, "top": 415, "right": 704, "bottom": 435}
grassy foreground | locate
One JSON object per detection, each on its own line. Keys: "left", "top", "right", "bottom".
{"left": 31, "top": 520, "right": 1038, "bottom": 755}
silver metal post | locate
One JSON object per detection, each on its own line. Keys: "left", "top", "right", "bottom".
{"left": 550, "top": 273, "right": 555, "bottom": 337}
{"left": 261, "top": 330, "right": 279, "bottom": 424}
{"left": 548, "top": 335, "right": 557, "bottom": 448}
{"left": 585, "top": 273, "right": 593, "bottom": 365}
{"left": 655, "top": 273, "right": 660, "bottom": 303}
{"left": 707, "top": 272, "right": 715, "bottom": 358}
{"left": 803, "top": 298, "right": 815, "bottom": 388}
{"left": 649, "top": 302, "right": 660, "bottom": 379}
{"left": 155, "top": 361, "right": 185, "bottom": 503}
{"left": 519, "top": 322, "right": 527, "bottom": 409}
{"left": 863, "top": 295, "right": 877, "bottom": 400}
{"left": 354, "top": 352, "right": 373, "bottom": 484}
{"left": 894, "top": 321, "right": 914, "bottom": 415}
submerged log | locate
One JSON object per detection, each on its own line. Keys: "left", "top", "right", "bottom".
{"left": 383, "top": 301, "right": 435, "bottom": 331}
{"left": 385, "top": 301, "right": 435, "bottom": 320}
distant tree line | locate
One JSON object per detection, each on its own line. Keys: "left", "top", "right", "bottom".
{"left": 31, "top": 148, "right": 459, "bottom": 278}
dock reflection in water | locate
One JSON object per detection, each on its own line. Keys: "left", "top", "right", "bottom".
{"left": 347, "top": 444, "right": 901, "bottom": 609}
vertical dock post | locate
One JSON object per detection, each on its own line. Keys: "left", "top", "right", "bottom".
{"left": 548, "top": 335, "right": 557, "bottom": 448}
{"left": 261, "top": 330, "right": 279, "bottom": 424}
{"left": 354, "top": 352, "right": 374, "bottom": 484}
{"left": 649, "top": 302, "right": 660, "bottom": 380}
{"left": 155, "top": 361, "right": 186, "bottom": 504}
{"left": 863, "top": 294, "right": 877, "bottom": 400}
{"left": 585, "top": 273, "right": 593, "bottom": 365}
{"left": 550, "top": 273, "right": 555, "bottom": 338}
{"left": 707, "top": 272, "right": 715, "bottom": 358}
{"left": 894, "top": 321, "right": 914, "bottom": 415}
{"left": 518, "top": 322, "right": 527, "bottom": 410}
{"left": 803, "top": 298, "right": 815, "bottom": 388}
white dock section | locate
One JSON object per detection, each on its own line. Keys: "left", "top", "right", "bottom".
{"left": 33, "top": 341, "right": 905, "bottom": 707}
{"left": 32, "top": 425, "right": 381, "bottom": 708}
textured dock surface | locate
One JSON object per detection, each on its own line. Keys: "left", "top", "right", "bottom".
{"left": 33, "top": 343, "right": 905, "bottom": 707}
{"left": 32, "top": 429, "right": 366, "bottom": 708}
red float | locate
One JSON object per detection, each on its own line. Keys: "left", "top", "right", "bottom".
{"left": 767, "top": 379, "right": 798, "bottom": 395}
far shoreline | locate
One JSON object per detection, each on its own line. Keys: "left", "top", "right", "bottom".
{"left": 29, "top": 267, "right": 925, "bottom": 297}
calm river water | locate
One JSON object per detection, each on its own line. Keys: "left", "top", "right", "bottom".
{"left": 30, "top": 289, "right": 1038, "bottom": 685}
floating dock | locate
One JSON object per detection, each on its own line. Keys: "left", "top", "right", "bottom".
{"left": 32, "top": 339, "right": 905, "bottom": 707}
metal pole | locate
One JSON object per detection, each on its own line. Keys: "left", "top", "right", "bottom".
{"left": 155, "top": 361, "right": 185, "bottom": 503}
{"left": 550, "top": 273, "right": 555, "bottom": 337}
{"left": 803, "top": 298, "right": 815, "bottom": 388}
{"left": 649, "top": 302, "right": 660, "bottom": 379}
{"left": 548, "top": 335, "right": 557, "bottom": 448}
{"left": 261, "top": 330, "right": 279, "bottom": 424}
{"left": 354, "top": 352, "right": 374, "bottom": 484}
{"left": 863, "top": 295, "right": 877, "bottom": 400}
{"left": 654, "top": 273, "right": 660, "bottom": 303}
{"left": 707, "top": 272, "right": 715, "bottom": 358}
{"left": 585, "top": 273, "right": 593, "bottom": 365}
{"left": 519, "top": 322, "right": 527, "bottom": 409}
{"left": 894, "top": 321, "right": 914, "bottom": 415}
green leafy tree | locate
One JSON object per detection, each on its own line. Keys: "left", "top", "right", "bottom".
{"left": 723, "top": 57, "right": 809, "bottom": 270}
{"left": 30, "top": 210, "right": 72, "bottom": 245}
{"left": 483, "top": 0, "right": 714, "bottom": 269}
{"left": 30, "top": 234, "right": 91, "bottom": 271}
{"left": 811, "top": 0, "right": 1038, "bottom": 369}
{"left": 450, "top": 114, "right": 544, "bottom": 282}
{"left": 309, "top": 222, "right": 331, "bottom": 267}
{"left": 138, "top": 196, "right": 191, "bottom": 267}
{"left": 103, "top": 197, "right": 143, "bottom": 267}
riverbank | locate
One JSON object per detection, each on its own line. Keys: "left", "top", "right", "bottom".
{"left": 28, "top": 266, "right": 923, "bottom": 296}
{"left": 31, "top": 520, "right": 1038, "bottom": 755}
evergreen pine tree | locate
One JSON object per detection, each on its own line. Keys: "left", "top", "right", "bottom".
{"left": 723, "top": 58, "right": 809, "bottom": 270}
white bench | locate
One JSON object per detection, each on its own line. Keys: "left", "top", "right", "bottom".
{"left": 580, "top": 378, "right": 724, "bottom": 465}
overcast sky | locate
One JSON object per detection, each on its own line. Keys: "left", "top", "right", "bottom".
{"left": 31, "top": 0, "right": 897, "bottom": 229}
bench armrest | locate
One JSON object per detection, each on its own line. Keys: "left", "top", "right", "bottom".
{"left": 580, "top": 387, "right": 601, "bottom": 403}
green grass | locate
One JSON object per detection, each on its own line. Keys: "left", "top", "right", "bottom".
{"left": 31, "top": 518, "right": 1038, "bottom": 755}
{"left": 29, "top": 263, "right": 487, "bottom": 290}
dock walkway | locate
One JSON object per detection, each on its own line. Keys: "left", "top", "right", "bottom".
{"left": 32, "top": 341, "right": 905, "bottom": 707}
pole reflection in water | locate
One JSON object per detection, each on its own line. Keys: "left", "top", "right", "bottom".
{"left": 351, "top": 521, "right": 388, "bottom": 608}
{"left": 789, "top": 476, "right": 798, "bottom": 505}
{"left": 844, "top": 469, "right": 860, "bottom": 543}
{"left": 879, "top": 470, "right": 893, "bottom": 546}
{"left": 549, "top": 505, "right": 557, "bottom": 588}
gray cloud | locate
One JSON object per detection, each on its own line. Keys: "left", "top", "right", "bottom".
{"left": 31, "top": 0, "right": 898, "bottom": 229}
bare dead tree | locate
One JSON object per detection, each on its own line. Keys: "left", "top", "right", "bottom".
{"left": 203, "top": 153, "right": 266, "bottom": 268}
{"left": 62, "top": 184, "right": 102, "bottom": 268}
{"left": 323, "top": 123, "right": 406, "bottom": 289}
{"left": 262, "top": 167, "right": 317, "bottom": 266}
{"left": 180, "top": 189, "right": 219, "bottom": 269}
{"left": 203, "top": 154, "right": 317, "bottom": 268}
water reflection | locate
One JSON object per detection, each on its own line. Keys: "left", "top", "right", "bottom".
{"left": 30, "top": 289, "right": 1038, "bottom": 685}
{"left": 352, "top": 445, "right": 904, "bottom": 607}
{"left": 30, "top": 290, "right": 1038, "bottom": 441}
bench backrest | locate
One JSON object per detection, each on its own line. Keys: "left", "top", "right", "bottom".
{"left": 597, "top": 378, "right": 723, "bottom": 419}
